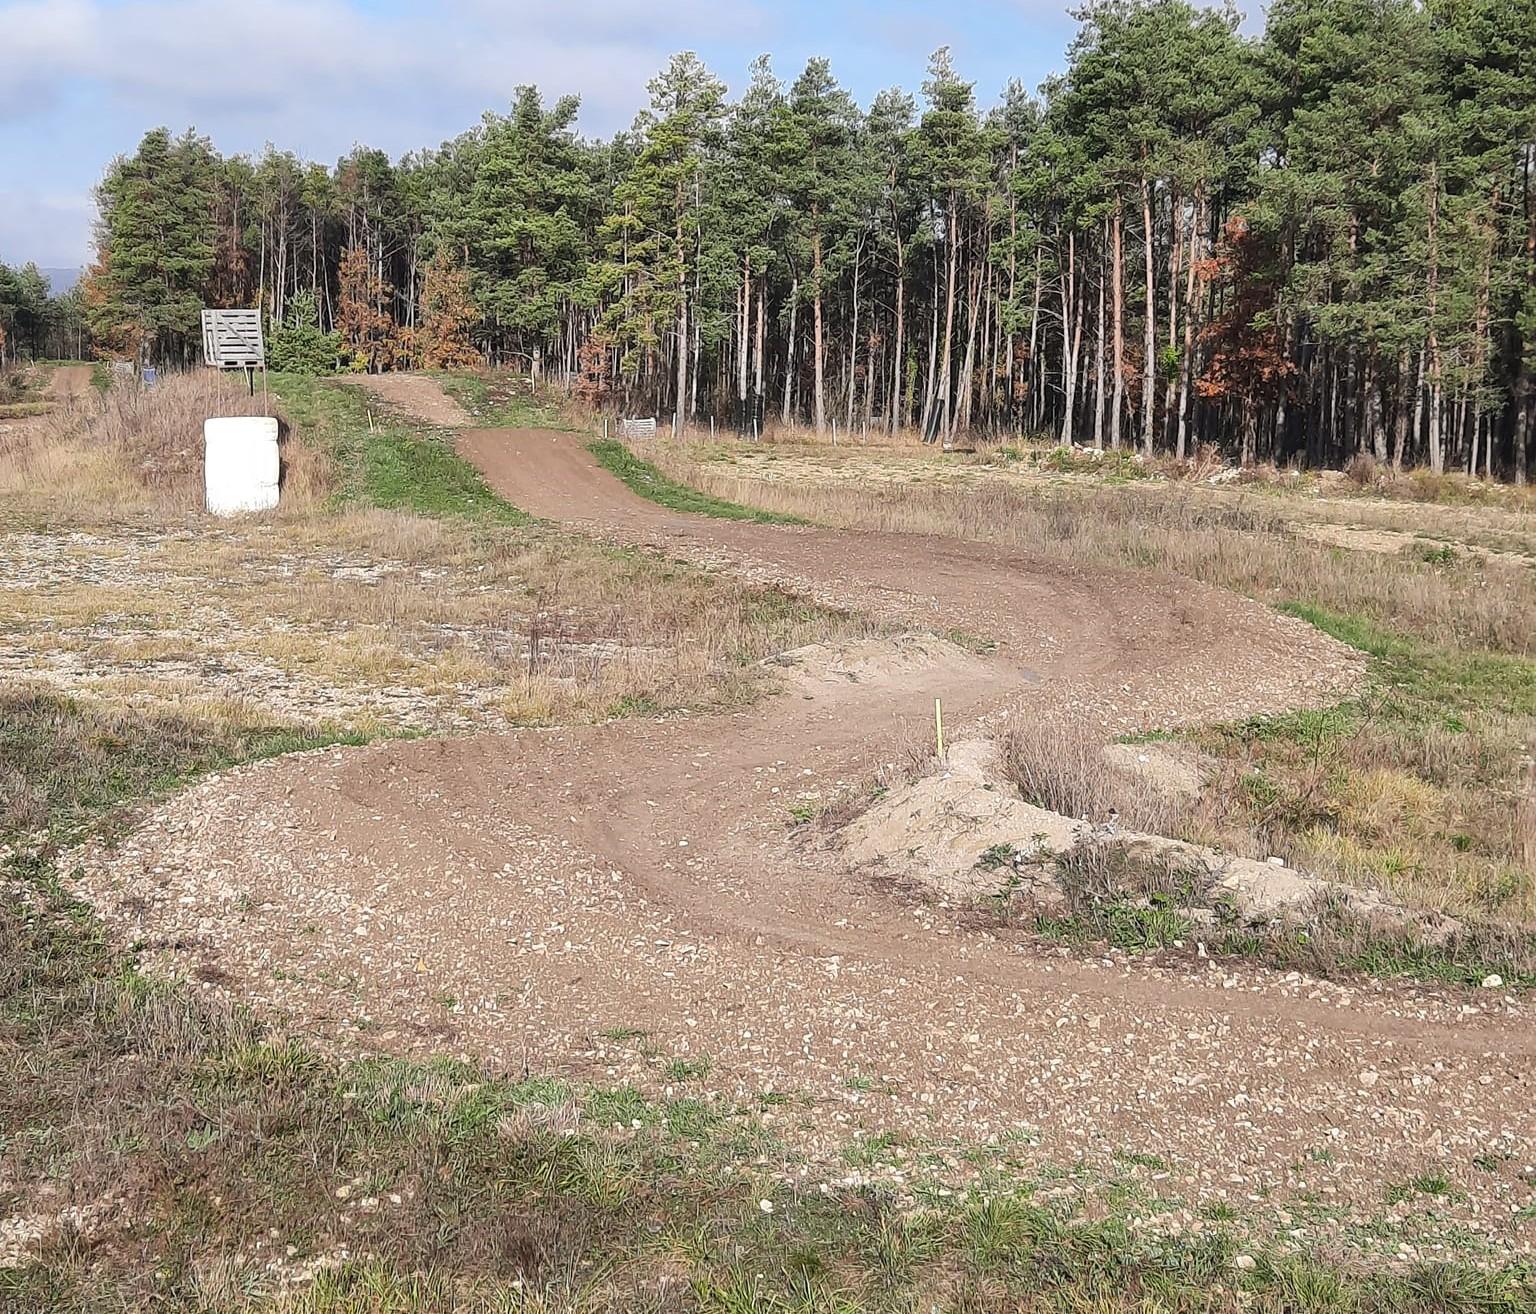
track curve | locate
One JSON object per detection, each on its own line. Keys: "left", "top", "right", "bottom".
{"left": 73, "top": 387, "right": 1536, "bottom": 1240}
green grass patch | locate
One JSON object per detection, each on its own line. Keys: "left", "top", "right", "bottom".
{"left": 270, "top": 373, "right": 531, "bottom": 525}
{"left": 589, "top": 439, "right": 807, "bottom": 524}
{"left": 433, "top": 370, "right": 574, "bottom": 429}
{"left": 1279, "top": 603, "right": 1536, "bottom": 719}
{"left": 0, "top": 689, "right": 365, "bottom": 845}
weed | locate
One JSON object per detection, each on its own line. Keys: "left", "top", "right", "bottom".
{"left": 663, "top": 1057, "right": 712, "bottom": 1082}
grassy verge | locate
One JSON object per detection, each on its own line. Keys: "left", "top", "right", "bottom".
{"left": 0, "top": 690, "right": 364, "bottom": 844}
{"left": 433, "top": 370, "right": 576, "bottom": 429}
{"left": 270, "top": 373, "right": 532, "bottom": 525}
{"left": 4, "top": 705, "right": 1531, "bottom": 1309}
{"left": 591, "top": 439, "right": 807, "bottom": 525}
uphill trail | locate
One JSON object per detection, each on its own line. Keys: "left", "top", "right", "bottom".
{"left": 76, "top": 375, "right": 1536, "bottom": 1244}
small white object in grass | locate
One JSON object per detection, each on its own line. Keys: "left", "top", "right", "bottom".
{"left": 1234, "top": 1254, "right": 1257, "bottom": 1272}
{"left": 759, "top": 1198, "right": 775, "bottom": 1214}
{"left": 1481, "top": 974, "right": 1504, "bottom": 989}
{"left": 205, "top": 416, "right": 279, "bottom": 515}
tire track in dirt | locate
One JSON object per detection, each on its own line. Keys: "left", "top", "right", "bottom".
{"left": 73, "top": 379, "right": 1536, "bottom": 1241}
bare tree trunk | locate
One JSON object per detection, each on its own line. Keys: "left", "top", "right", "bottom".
{"left": 737, "top": 256, "right": 750, "bottom": 432}
{"left": 956, "top": 261, "right": 981, "bottom": 436}
{"left": 1139, "top": 172, "right": 1157, "bottom": 454}
{"left": 889, "top": 233, "right": 906, "bottom": 432}
{"left": 1093, "top": 217, "right": 1107, "bottom": 451}
{"left": 1026, "top": 245, "right": 1043, "bottom": 432}
{"left": 1110, "top": 196, "right": 1125, "bottom": 450}
{"left": 940, "top": 192, "right": 960, "bottom": 437}
{"left": 812, "top": 230, "right": 827, "bottom": 433}
{"left": 921, "top": 239, "right": 941, "bottom": 439}
{"left": 674, "top": 209, "right": 688, "bottom": 424}
{"left": 753, "top": 282, "right": 766, "bottom": 432}
{"left": 1175, "top": 188, "right": 1202, "bottom": 460}
{"left": 1426, "top": 160, "right": 1445, "bottom": 475}
{"left": 781, "top": 278, "right": 798, "bottom": 425}
{"left": 845, "top": 233, "right": 863, "bottom": 431}
{"left": 1059, "top": 229, "right": 1080, "bottom": 447}
{"left": 1162, "top": 190, "right": 1181, "bottom": 449}
{"left": 1391, "top": 347, "right": 1411, "bottom": 470}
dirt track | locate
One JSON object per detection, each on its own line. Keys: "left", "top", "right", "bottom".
{"left": 74, "top": 379, "right": 1536, "bottom": 1250}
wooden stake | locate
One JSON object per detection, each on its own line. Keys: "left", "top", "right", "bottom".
{"left": 935, "top": 697, "right": 945, "bottom": 760}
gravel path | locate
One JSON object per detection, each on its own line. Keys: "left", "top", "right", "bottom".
{"left": 70, "top": 381, "right": 1536, "bottom": 1259}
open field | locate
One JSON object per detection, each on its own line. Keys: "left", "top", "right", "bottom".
{"left": 8, "top": 373, "right": 1536, "bottom": 1309}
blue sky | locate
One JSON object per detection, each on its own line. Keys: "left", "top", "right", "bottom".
{"left": 0, "top": 0, "right": 1204, "bottom": 273}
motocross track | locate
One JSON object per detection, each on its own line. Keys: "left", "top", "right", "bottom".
{"left": 78, "top": 377, "right": 1536, "bottom": 1238}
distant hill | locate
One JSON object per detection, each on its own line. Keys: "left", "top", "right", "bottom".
{"left": 40, "top": 267, "right": 82, "bottom": 296}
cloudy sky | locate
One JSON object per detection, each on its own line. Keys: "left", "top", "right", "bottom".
{"left": 0, "top": 0, "right": 1204, "bottom": 272}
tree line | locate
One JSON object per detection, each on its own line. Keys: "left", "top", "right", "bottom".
{"left": 0, "top": 263, "right": 86, "bottom": 365}
{"left": 84, "top": 0, "right": 1536, "bottom": 478}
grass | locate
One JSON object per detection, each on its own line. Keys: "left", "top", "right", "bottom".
{"left": 590, "top": 439, "right": 808, "bottom": 525}
{"left": 433, "top": 369, "right": 575, "bottom": 429}
{"left": 271, "top": 373, "right": 531, "bottom": 525}
{"left": 990, "top": 602, "right": 1536, "bottom": 986}
{"left": 0, "top": 689, "right": 363, "bottom": 841}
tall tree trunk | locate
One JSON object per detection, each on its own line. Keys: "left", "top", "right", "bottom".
{"left": 674, "top": 208, "right": 688, "bottom": 426}
{"left": 1026, "top": 244, "right": 1043, "bottom": 432}
{"left": 1093, "top": 217, "right": 1107, "bottom": 451}
{"left": 1391, "top": 347, "right": 1411, "bottom": 470}
{"left": 956, "top": 261, "right": 981, "bottom": 436}
{"left": 889, "top": 230, "right": 906, "bottom": 432}
{"left": 737, "top": 256, "right": 751, "bottom": 433}
{"left": 1059, "top": 228, "right": 1080, "bottom": 447}
{"left": 1425, "top": 159, "right": 1444, "bottom": 475}
{"left": 1175, "top": 188, "right": 1202, "bottom": 461}
{"left": 781, "top": 279, "right": 799, "bottom": 425}
{"left": 921, "top": 240, "right": 941, "bottom": 440}
{"left": 940, "top": 191, "right": 960, "bottom": 437}
{"left": 812, "top": 229, "right": 827, "bottom": 433}
{"left": 753, "top": 283, "right": 766, "bottom": 435}
{"left": 1162, "top": 190, "right": 1182, "bottom": 449}
{"left": 1139, "top": 172, "right": 1156, "bottom": 454}
{"left": 1110, "top": 196, "right": 1125, "bottom": 450}
{"left": 845, "top": 233, "right": 863, "bottom": 432}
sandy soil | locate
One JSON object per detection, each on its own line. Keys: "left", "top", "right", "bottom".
{"left": 46, "top": 364, "right": 94, "bottom": 400}
{"left": 72, "top": 379, "right": 1536, "bottom": 1257}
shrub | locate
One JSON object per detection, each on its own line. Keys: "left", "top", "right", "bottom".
{"left": 266, "top": 291, "right": 341, "bottom": 375}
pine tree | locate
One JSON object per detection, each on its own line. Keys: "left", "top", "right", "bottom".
{"left": 89, "top": 128, "right": 218, "bottom": 363}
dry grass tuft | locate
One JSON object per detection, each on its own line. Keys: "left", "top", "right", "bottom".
{"left": 1000, "top": 719, "right": 1192, "bottom": 837}
{"left": 1, "top": 371, "right": 330, "bottom": 522}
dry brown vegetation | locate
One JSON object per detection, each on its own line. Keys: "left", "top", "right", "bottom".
{"left": 1, "top": 372, "right": 330, "bottom": 522}
{"left": 1, "top": 375, "right": 867, "bottom": 738}
{"left": 621, "top": 438, "right": 1536, "bottom": 951}
{"left": 650, "top": 445, "right": 1536, "bottom": 655}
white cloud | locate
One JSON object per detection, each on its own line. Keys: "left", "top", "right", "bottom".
{"left": 0, "top": 0, "right": 765, "bottom": 144}
{"left": 0, "top": 0, "right": 768, "bottom": 262}
{"left": 0, "top": 188, "right": 93, "bottom": 270}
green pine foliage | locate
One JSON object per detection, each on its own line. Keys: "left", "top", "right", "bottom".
{"left": 77, "top": 2, "right": 1536, "bottom": 479}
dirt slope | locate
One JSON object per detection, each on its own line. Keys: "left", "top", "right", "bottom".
{"left": 74, "top": 378, "right": 1535, "bottom": 1248}
{"left": 46, "top": 364, "right": 93, "bottom": 400}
